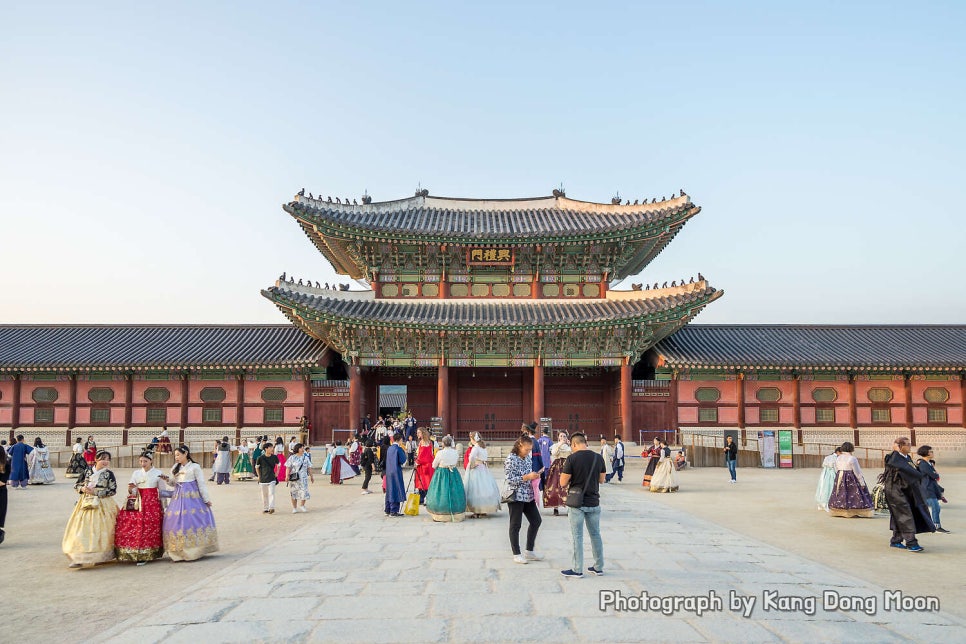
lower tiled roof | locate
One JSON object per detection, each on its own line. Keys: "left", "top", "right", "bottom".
{"left": 655, "top": 325, "right": 966, "bottom": 372}
{"left": 0, "top": 325, "right": 328, "bottom": 372}
{"left": 262, "top": 284, "right": 720, "bottom": 330}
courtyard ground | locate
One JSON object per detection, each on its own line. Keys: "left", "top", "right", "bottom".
{"left": 3, "top": 461, "right": 963, "bottom": 643}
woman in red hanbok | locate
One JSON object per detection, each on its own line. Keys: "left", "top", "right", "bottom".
{"left": 329, "top": 441, "right": 357, "bottom": 484}
{"left": 83, "top": 435, "right": 97, "bottom": 466}
{"left": 115, "top": 453, "right": 165, "bottom": 564}
{"left": 642, "top": 437, "right": 661, "bottom": 487}
{"left": 414, "top": 428, "right": 436, "bottom": 505}
{"left": 274, "top": 437, "right": 288, "bottom": 484}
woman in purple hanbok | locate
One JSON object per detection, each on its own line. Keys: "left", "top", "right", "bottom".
{"left": 827, "top": 442, "right": 874, "bottom": 518}
{"left": 162, "top": 446, "right": 219, "bottom": 561}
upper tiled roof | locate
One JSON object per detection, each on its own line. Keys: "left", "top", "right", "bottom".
{"left": 263, "top": 282, "right": 721, "bottom": 330}
{"left": 285, "top": 192, "right": 699, "bottom": 241}
{"left": 655, "top": 325, "right": 966, "bottom": 372}
{"left": 0, "top": 325, "right": 328, "bottom": 372}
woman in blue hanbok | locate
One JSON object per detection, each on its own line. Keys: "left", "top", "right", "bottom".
{"left": 426, "top": 436, "right": 467, "bottom": 522}
{"left": 463, "top": 432, "right": 501, "bottom": 517}
{"left": 815, "top": 448, "right": 840, "bottom": 511}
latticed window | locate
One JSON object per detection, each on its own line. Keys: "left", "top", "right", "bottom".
{"left": 759, "top": 407, "right": 779, "bottom": 423}
{"left": 200, "top": 387, "right": 226, "bottom": 403}
{"left": 34, "top": 407, "right": 54, "bottom": 423}
{"left": 203, "top": 407, "right": 223, "bottom": 423}
{"left": 815, "top": 407, "right": 835, "bottom": 423}
{"left": 88, "top": 387, "right": 115, "bottom": 403}
{"left": 32, "top": 387, "right": 59, "bottom": 403}
{"left": 698, "top": 408, "right": 718, "bottom": 423}
{"left": 867, "top": 388, "right": 893, "bottom": 403}
{"left": 146, "top": 407, "right": 167, "bottom": 423}
{"left": 261, "top": 387, "right": 288, "bottom": 402}
{"left": 812, "top": 388, "right": 837, "bottom": 403}
{"left": 927, "top": 408, "right": 948, "bottom": 423}
{"left": 695, "top": 387, "right": 721, "bottom": 402}
{"left": 144, "top": 387, "right": 171, "bottom": 403}
{"left": 264, "top": 407, "right": 284, "bottom": 423}
{"left": 924, "top": 387, "right": 950, "bottom": 404}
{"left": 90, "top": 407, "right": 111, "bottom": 423}
{"left": 871, "top": 408, "right": 892, "bottom": 423}
{"left": 756, "top": 387, "right": 782, "bottom": 402}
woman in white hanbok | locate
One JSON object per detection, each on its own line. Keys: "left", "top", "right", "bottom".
{"left": 599, "top": 438, "right": 614, "bottom": 481}
{"left": 29, "top": 438, "right": 55, "bottom": 484}
{"left": 649, "top": 444, "right": 679, "bottom": 493}
{"left": 463, "top": 432, "right": 501, "bottom": 517}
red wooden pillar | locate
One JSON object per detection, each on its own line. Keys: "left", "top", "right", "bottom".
{"left": 235, "top": 372, "right": 245, "bottom": 435}
{"left": 179, "top": 373, "right": 189, "bottom": 444}
{"left": 123, "top": 373, "right": 133, "bottom": 445}
{"left": 737, "top": 373, "right": 746, "bottom": 444}
{"left": 792, "top": 375, "right": 802, "bottom": 444}
{"left": 670, "top": 372, "right": 679, "bottom": 444}
{"left": 348, "top": 364, "right": 361, "bottom": 431}
{"left": 620, "top": 363, "right": 632, "bottom": 442}
{"left": 303, "top": 374, "right": 312, "bottom": 429}
{"left": 848, "top": 375, "right": 859, "bottom": 446}
{"left": 904, "top": 375, "right": 916, "bottom": 445}
{"left": 12, "top": 374, "right": 21, "bottom": 431}
{"left": 437, "top": 365, "right": 449, "bottom": 430}
{"left": 960, "top": 374, "right": 966, "bottom": 429}
{"left": 533, "top": 365, "right": 545, "bottom": 424}
{"left": 68, "top": 373, "right": 78, "bottom": 433}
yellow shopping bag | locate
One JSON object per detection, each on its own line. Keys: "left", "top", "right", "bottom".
{"left": 403, "top": 492, "right": 420, "bottom": 516}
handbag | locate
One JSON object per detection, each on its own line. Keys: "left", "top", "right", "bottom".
{"left": 81, "top": 494, "right": 101, "bottom": 510}
{"left": 500, "top": 485, "right": 518, "bottom": 505}
{"left": 403, "top": 470, "right": 419, "bottom": 516}
{"left": 125, "top": 488, "right": 141, "bottom": 512}
{"left": 565, "top": 454, "right": 599, "bottom": 508}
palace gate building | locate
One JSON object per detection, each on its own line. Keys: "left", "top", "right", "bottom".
{"left": 2, "top": 189, "right": 965, "bottom": 462}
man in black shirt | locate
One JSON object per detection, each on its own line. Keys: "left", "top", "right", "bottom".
{"left": 559, "top": 432, "right": 606, "bottom": 578}
{"left": 255, "top": 442, "right": 280, "bottom": 514}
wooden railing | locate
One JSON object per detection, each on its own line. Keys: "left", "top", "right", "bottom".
{"left": 683, "top": 432, "right": 890, "bottom": 469}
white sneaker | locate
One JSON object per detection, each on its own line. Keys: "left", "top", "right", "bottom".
{"left": 299, "top": 506, "right": 307, "bottom": 513}
{"left": 513, "top": 554, "right": 528, "bottom": 564}
{"left": 525, "top": 550, "right": 544, "bottom": 561}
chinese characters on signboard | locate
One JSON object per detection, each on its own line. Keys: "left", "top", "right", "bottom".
{"left": 467, "top": 248, "right": 514, "bottom": 266}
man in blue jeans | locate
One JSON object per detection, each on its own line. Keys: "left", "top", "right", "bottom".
{"left": 724, "top": 435, "right": 738, "bottom": 483}
{"left": 559, "top": 432, "right": 606, "bottom": 578}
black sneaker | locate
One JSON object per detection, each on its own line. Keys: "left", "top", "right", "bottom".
{"left": 587, "top": 567, "right": 604, "bottom": 576}
{"left": 560, "top": 569, "right": 583, "bottom": 579}
{"left": 936, "top": 527, "right": 951, "bottom": 534}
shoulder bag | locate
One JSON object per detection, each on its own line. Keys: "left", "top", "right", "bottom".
{"left": 565, "top": 454, "right": 599, "bottom": 508}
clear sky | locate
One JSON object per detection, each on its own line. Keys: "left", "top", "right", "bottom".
{"left": 2, "top": 1, "right": 964, "bottom": 325}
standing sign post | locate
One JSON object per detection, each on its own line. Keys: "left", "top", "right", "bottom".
{"left": 759, "top": 430, "right": 776, "bottom": 468}
{"left": 778, "top": 430, "right": 794, "bottom": 468}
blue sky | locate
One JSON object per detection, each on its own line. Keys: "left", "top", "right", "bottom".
{"left": 2, "top": 1, "right": 963, "bottom": 324}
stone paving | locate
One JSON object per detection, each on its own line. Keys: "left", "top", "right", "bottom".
{"left": 95, "top": 477, "right": 965, "bottom": 643}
